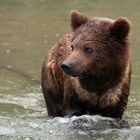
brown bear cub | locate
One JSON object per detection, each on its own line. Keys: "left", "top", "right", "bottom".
{"left": 41, "top": 10, "right": 131, "bottom": 118}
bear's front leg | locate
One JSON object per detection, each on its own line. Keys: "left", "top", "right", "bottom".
{"left": 41, "top": 59, "right": 64, "bottom": 117}
{"left": 63, "top": 91, "right": 88, "bottom": 117}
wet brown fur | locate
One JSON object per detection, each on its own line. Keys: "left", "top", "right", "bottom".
{"left": 41, "top": 10, "right": 131, "bottom": 118}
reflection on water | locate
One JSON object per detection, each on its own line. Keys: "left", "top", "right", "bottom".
{"left": 0, "top": 0, "right": 140, "bottom": 139}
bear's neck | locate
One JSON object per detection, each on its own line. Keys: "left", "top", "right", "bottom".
{"left": 78, "top": 68, "right": 123, "bottom": 94}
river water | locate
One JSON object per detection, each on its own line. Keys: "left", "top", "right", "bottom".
{"left": 0, "top": 0, "right": 140, "bottom": 140}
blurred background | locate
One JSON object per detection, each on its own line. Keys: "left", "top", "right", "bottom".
{"left": 0, "top": 0, "right": 140, "bottom": 140}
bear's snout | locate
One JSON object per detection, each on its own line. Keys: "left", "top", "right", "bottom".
{"left": 61, "top": 61, "right": 72, "bottom": 72}
{"left": 61, "top": 61, "right": 78, "bottom": 77}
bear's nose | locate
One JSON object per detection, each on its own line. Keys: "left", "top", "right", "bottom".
{"left": 61, "top": 61, "right": 72, "bottom": 72}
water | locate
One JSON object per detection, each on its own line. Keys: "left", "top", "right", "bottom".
{"left": 0, "top": 0, "right": 140, "bottom": 139}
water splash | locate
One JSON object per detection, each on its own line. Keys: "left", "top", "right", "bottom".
{"left": 0, "top": 115, "right": 139, "bottom": 140}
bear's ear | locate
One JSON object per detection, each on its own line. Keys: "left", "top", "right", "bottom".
{"left": 110, "top": 17, "right": 131, "bottom": 40}
{"left": 70, "top": 10, "right": 89, "bottom": 31}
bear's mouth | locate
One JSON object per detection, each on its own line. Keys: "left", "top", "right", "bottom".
{"left": 62, "top": 68, "right": 79, "bottom": 77}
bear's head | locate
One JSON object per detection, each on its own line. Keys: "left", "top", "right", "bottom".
{"left": 61, "top": 10, "right": 131, "bottom": 77}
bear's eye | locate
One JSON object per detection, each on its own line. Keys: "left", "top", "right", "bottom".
{"left": 71, "top": 45, "right": 74, "bottom": 50}
{"left": 84, "top": 47, "right": 92, "bottom": 54}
